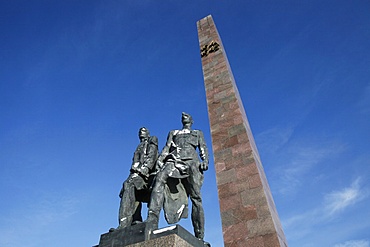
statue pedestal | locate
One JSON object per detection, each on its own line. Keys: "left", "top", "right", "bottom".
{"left": 95, "top": 223, "right": 206, "bottom": 247}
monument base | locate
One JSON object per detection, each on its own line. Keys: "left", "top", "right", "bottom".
{"left": 95, "top": 223, "right": 208, "bottom": 247}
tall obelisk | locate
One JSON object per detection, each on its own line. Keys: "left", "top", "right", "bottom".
{"left": 197, "top": 15, "right": 288, "bottom": 247}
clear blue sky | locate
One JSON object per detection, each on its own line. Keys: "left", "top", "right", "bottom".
{"left": 1, "top": 1, "right": 369, "bottom": 247}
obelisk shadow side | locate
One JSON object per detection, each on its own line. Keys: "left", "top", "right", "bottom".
{"left": 197, "top": 15, "right": 288, "bottom": 247}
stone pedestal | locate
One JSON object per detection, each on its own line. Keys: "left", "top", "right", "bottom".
{"left": 95, "top": 224, "right": 206, "bottom": 247}
{"left": 197, "top": 15, "right": 288, "bottom": 247}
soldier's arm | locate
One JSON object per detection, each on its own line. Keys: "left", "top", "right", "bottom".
{"left": 144, "top": 136, "right": 159, "bottom": 171}
{"left": 158, "top": 131, "right": 173, "bottom": 162}
{"left": 130, "top": 145, "right": 141, "bottom": 172}
{"left": 155, "top": 131, "right": 174, "bottom": 170}
{"left": 198, "top": 130, "right": 209, "bottom": 171}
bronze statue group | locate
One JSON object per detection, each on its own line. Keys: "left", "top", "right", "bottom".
{"left": 116, "top": 112, "right": 210, "bottom": 245}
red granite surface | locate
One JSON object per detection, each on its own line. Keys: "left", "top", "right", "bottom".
{"left": 197, "top": 15, "right": 288, "bottom": 247}
{"left": 127, "top": 234, "right": 193, "bottom": 247}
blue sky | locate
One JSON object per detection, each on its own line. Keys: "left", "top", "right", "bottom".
{"left": 1, "top": 1, "right": 369, "bottom": 247}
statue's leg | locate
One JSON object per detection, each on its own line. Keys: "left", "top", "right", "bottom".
{"left": 132, "top": 201, "right": 143, "bottom": 223}
{"left": 186, "top": 165, "right": 205, "bottom": 239}
{"left": 189, "top": 183, "right": 205, "bottom": 239}
{"left": 118, "top": 179, "right": 136, "bottom": 228}
{"left": 146, "top": 166, "right": 171, "bottom": 230}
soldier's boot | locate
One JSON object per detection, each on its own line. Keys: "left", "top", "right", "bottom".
{"left": 117, "top": 215, "right": 132, "bottom": 229}
{"left": 144, "top": 210, "right": 159, "bottom": 240}
{"left": 195, "top": 229, "right": 211, "bottom": 246}
{"left": 146, "top": 210, "right": 158, "bottom": 229}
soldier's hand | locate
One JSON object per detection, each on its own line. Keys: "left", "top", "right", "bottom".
{"left": 200, "top": 162, "right": 208, "bottom": 171}
{"left": 156, "top": 159, "right": 164, "bottom": 170}
{"left": 130, "top": 167, "right": 138, "bottom": 173}
{"left": 138, "top": 166, "right": 149, "bottom": 176}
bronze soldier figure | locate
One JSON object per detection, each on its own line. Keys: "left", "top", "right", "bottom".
{"left": 146, "top": 113, "right": 209, "bottom": 243}
{"left": 117, "top": 127, "right": 158, "bottom": 229}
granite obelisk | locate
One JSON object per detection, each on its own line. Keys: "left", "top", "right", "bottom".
{"left": 197, "top": 15, "right": 288, "bottom": 247}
